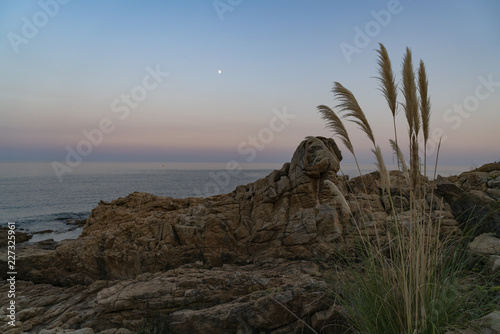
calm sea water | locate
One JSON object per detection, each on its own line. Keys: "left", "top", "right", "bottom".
{"left": 0, "top": 162, "right": 468, "bottom": 242}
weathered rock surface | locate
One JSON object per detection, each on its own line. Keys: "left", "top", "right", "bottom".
{"left": 468, "top": 233, "right": 500, "bottom": 275}
{"left": 469, "top": 233, "right": 500, "bottom": 256}
{"left": 10, "top": 137, "right": 348, "bottom": 285}
{"left": 436, "top": 165, "right": 500, "bottom": 236}
{"left": 1, "top": 136, "right": 470, "bottom": 333}
{"left": 1, "top": 260, "right": 348, "bottom": 334}
{"left": 462, "top": 221, "right": 500, "bottom": 333}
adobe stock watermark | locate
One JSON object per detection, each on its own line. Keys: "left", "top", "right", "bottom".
{"left": 51, "top": 65, "right": 169, "bottom": 182}
{"left": 192, "top": 106, "right": 296, "bottom": 197}
{"left": 339, "top": 0, "right": 409, "bottom": 64}
{"left": 213, "top": 0, "right": 243, "bottom": 21}
{"left": 7, "top": 0, "right": 71, "bottom": 54}
{"left": 425, "top": 73, "right": 500, "bottom": 155}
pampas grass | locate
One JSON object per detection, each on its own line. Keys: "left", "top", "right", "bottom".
{"left": 376, "top": 43, "right": 403, "bottom": 178}
{"left": 317, "top": 104, "right": 366, "bottom": 179}
{"left": 318, "top": 44, "right": 496, "bottom": 334}
{"left": 419, "top": 60, "right": 431, "bottom": 177}
{"left": 332, "top": 82, "right": 390, "bottom": 190}
{"left": 333, "top": 82, "right": 376, "bottom": 146}
{"left": 317, "top": 105, "right": 355, "bottom": 158}
{"left": 376, "top": 43, "right": 398, "bottom": 117}
{"left": 402, "top": 47, "right": 420, "bottom": 136}
{"left": 402, "top": 47, "right": 421, "bottom": 189}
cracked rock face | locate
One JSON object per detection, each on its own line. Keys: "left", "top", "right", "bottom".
{"left": 14, "top": 136, "right": 346, "bottom": 285}
{"left": 436, "top": 164, "right": 500, "bottom": 236}
{"left": 0, "top": 260, "right": 344, "bottom": 334}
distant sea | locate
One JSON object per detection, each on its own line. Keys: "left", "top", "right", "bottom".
{"left": 0, "top": 162, "right": 469, "bottom": 243}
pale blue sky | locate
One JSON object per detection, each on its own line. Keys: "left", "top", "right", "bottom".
{"left": 1, "top": 0, "right": 499, "bottom": 166}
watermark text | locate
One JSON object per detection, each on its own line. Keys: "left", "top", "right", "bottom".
{"left": 5, "top": 222, "right": 17, "bottom": 327}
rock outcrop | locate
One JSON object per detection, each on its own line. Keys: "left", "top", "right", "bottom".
{"left": 1, "top": 136, "right": 471, "bottom": 333}
{"left": 436, "top": 163, "right": 500, "bottom": 236}
{"left": 13, "top": 136, "right": 348, "bottom": 285}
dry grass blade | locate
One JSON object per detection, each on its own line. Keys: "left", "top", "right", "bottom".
{"left": 389, "top": 139, "right": 409, "bottom": 181}
{"left": 333, "top": 82, "right": 376, "bottom": 146}
{"left": 432, "top": 137, "right": 442, "bottom": 181}
{"left": 401, "top": 47, "right": 420, "bottom": 136}
{"left": 376, "top": 43, "right": 398, "bottom": 117}
{"left": 324, "top": 179, "right": 351, "bottom": 217}
{"left": 317, "top": 105, "right": 354, "bottom": 156}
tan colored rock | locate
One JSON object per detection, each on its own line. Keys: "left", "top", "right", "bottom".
{"left": 10, "top": 137, "right": 349, "bottom": 285}
{"left": 488, "top": 255, "right": 500, "bottom": 274}
{"left": 487, "top": 188, "right": 500, "bottom": 200}
{"left": 480, "top": 310, "right": 500, "bottom": 334}
{"left": 469, "top": 233, "right": 500, "bottom": 256}
{"left": 437, "top": 165, "right": 500, "bottom": 237}
{"left": 0, "top": 260, "right": 339, "bottom": 333}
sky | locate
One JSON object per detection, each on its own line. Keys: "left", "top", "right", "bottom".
{"left": 0, "top": 0, "right": 499, "bottom": 167}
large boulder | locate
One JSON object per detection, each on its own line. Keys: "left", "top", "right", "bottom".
{"left": 436, "top": 165, "right": 500, "bottom": 236}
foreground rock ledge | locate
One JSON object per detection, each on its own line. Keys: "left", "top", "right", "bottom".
{"left": 3, "top": 137, "right": 497, "bottom": 333}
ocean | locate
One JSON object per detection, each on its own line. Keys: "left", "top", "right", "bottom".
{"left": 0, "top": 162, "right": 469, "bottom": 243}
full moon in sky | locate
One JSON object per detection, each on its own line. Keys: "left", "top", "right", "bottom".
{"left": 218, "top": 69, "right": 222, "bottom": 74}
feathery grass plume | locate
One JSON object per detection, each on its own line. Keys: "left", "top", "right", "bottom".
{"left": 390, "top": 139, "right": 409, "bottom": 181}
{"left": 317, "top": 105, "right": 365, "bottom": 179}
{"left": 402, "top": 47, "right": 421, "bottom": 189}
{"left": 332, "top": 82, "right": 390, "bottom": 193}
{"left": 419, "top": 60, "right": 431, "bottom": 177}
{"left": 372, "top": 145, "right": 390, "bottom": 194}
{"left": 333, "top": 82, "right": 376, "bottom": 146}
{"left": 401, "top": 47, "right": 420, "bottom": 136}
{"left": 317, "top": 105, "right": 354, "bottom": 156}
{"left": 376, "top": 43, "right": 398, "bottom": 117}
{"left": 376, "top": 43, "right": 401, "bottom": 174}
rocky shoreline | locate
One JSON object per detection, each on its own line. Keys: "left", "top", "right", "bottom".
{"left": 0, "top": 219, "right": 87, "bottom": 248}
{"left": 1, "top": 137, "right": 499, "bottom": 333}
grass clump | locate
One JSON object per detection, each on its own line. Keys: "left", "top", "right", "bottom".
{"left": 319, "top": 44, "right": 498, "bottom": 333}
